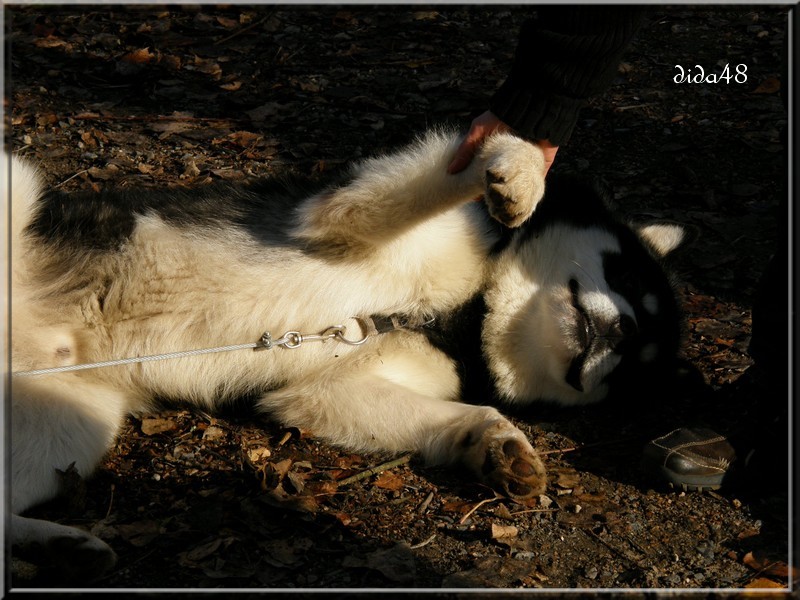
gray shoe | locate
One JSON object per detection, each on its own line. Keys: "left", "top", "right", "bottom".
{"left": 643, "top": 427, "right": 736, "bottom": 492}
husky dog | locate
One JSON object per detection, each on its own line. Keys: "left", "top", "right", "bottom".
{"left": 10, "top": 130, "right": 684, "bottom": 577}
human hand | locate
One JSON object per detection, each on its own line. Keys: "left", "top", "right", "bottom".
{"left": 447, "top": 110, "right": 559, "bottom": 176}
{"left": 447, "top": 111, "right": 510, "bottom": 174}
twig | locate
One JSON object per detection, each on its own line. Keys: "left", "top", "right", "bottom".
{"left": 70, "top": 113, "right": 249, "bottom": 124}
{"left": 459, "top": 495, "right": 500, "bottom": 525}
{"left": 337, "top": 454, "right": 411, "bottom": 487}
{"left": 410, "top": 534, "right": 437, "bottom": 549}
{"left": 214, "top": 14, "right": 272, "bottom": 46}
{"left": 417, "top": 491, "right": 434, "bottom": 514}
{"left": 55, "top": 169, "right": 89, "bottom": 188}
{"left": 539, "top": 436, "right": 640, "bottom": 456}
{"left": 614, "top": 103, "right": 655, "bottom": 112}
{"left": 200, "top": 446, "right": 241, "bottom": 470}
{"left": 582, "top": 527, "right": 643, "bottom": 567}
{"left": 510, "top": 507, "right": 559, "bottom": 516}
{"left": 104, "top": 483, "right": 115, "bottom": 520}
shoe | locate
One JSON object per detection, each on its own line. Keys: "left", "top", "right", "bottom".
{"left": 642, "top": 427, "right": 736, "bottom": 492}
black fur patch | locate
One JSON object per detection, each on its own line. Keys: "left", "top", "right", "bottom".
{"left": 423, "top": 294, "right": 496, "bottom": 405}
{"left": 27, "top": 174, "right": 338, "bottom": 251}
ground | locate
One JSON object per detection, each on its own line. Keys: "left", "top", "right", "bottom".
{"left": 5, "top": 5, "right": 794, "bottom": 593}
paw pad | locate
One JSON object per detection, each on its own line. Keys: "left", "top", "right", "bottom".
{"left": 483, "top": 435, "right": 547, "bottom": 501}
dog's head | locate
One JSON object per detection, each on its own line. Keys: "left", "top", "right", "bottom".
{"left": 483, "top": 177, "right": 686, "bottom": 406}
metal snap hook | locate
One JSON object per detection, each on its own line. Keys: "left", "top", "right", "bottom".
{"left": 334, "top": 318, "right": 370, "bottom": 346}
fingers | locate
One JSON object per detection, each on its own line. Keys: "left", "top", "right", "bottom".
{"left": 539, "top": 142, "right": 559, "bottom": 175}
{"left": 448, "top": 112, "right": 559, "bottom": 177}
{"left": 447, "top": 111, "right": 508, "bottom": 174}
{"left": 447, "top": 133, "right": 481, "bottom": 174}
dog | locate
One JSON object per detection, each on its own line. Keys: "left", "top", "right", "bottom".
{"left": 10, "top": 129, "right": 685, "bottom": 578}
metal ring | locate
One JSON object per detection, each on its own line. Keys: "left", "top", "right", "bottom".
{"left": 282, "top": 332, "right": 303, "bottom": 349}
{"left": 334, "top": 321, "right": 370, "bottom": 346}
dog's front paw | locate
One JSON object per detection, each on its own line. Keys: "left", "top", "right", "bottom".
{"left": 481, "top": 134, "right": 546, "bottom": 228}
{"left": 463, "top": 419, "right": 547, "bottom": 501}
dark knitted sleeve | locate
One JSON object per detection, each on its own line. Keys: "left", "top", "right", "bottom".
{"left": 489, "top": 7, "right": 648, "bottom": 146}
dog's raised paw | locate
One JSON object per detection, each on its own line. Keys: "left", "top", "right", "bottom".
{"left": 481, "top": 134, "right": 546, "bottom": 228}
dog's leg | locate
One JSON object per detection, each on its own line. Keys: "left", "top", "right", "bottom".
{"left": 259, "top": 339, "right": 547, "bottom": 500}
{"left": 11, "top": 376, "right": 125, "bottom": 579}
{"left": 11, "top": 514, "right": 118, "bottom": 582}
{"left": 294, "top": 130, "right": 546, "bottom": 249}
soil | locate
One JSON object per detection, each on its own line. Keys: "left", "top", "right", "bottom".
{"left": 5, "top": 5, "right": 794, "bottom": 593}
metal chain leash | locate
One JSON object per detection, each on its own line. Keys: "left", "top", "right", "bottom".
{"left": 12, "top": 320, "right": 373, "bottom": 378}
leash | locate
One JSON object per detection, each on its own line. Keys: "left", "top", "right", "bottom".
{"left": 11, "top": 314, "right": 434, "bottom": 378}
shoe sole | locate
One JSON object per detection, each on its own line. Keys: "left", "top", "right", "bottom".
{"left": 656, "top": 466, "right": 725, "bottom": 493}
{"left": 667, "top": 481, "right": 722, "bottom": 493}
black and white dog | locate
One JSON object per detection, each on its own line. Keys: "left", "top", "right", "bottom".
{"left": 10, "top": 130, "right": 684, "bottom": 576}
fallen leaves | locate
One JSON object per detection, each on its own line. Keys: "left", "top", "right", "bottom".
{"left": 9, "top": 3, "right": 790, "bottom": 590}
{"left": 342, "top": 543, "right": 416, "bottom": 584}
{"left": 117, "top": 520, "right": 162, "bottom": 547}
{"left": 742, "top": 550, "right": 796, "bottom": 586}
{"left": 141, "top": 416, "right": 178, "bottom": 436}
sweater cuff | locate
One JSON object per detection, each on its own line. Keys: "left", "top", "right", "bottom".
{"left": 489, "top": 80, "right": 586, "bottom": 146}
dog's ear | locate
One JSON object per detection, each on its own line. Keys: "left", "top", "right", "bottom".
{"left": 635, "top": 222, "right": 696, "bottom": 257}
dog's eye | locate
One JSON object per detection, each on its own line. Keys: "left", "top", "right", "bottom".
{"left": 576, "top": 312, "right": 591, "bottom": 351}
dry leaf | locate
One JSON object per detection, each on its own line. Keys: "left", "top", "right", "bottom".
{"left": 34, "top": 37, "right": 68, "bottom": 49}
{"left": 188, "top": 56, "right": 222, "bottom": 80}
{"left": 413, "top": 11, "right": 439, "bottom": 20}
{"left": 286, "top": 471, "right": 307, "bottom": 494}
{"left": 442, "top": 498, "right": 474, "bottom": 514}
{"left": 122, "top": 47, "right": 156, "bottom": 64}
{"left": 247, "top": 447, "right": 271, "bottom": 463}
{"left": 184, "top": 537, "right": 224, "bottom": 562}
{"left": 271, "top": 458, "right": 293, "bottom": 479}
{"left": 141, "top": 416, "right": 176, "bottom": 435}
{"left": 202, "top": 425, "right": 225, "bottom": 440}
{"left": 228, "top": 131, "right": 262, "bottom": 147}
{"left": 309, "top": 480, "right": 338, "bottom": 496}
{"left": 751, "top": 77, "right": 781, "bottom": 94}
{"left": 342, "top": 543, "right": 416, "bottom": 584}
{"left": 216, "top": 16, "right": 238, "bottom": 28}
{"left": 258, "top": 486, "right": 319, "bottom": 514}
{"left": 493, "top": 503, "right": 514, "bottom": 520}
{"left": 373, "top": 471, "right": 404, "bottom": 492}
{"left": 555, "top": 470, "right": 581, "bottom": 489}
{"left": 745, "top": 577, "right": 786, "bottom": 589}
{"left": 743, "top": 551, "right": 796, "bottom": 579}
{"left": 117, "top": 520, "right": 161, "bottom": 547}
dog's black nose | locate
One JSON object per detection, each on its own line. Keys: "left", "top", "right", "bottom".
{"left": 605, "top": 314, "right": 638, "bottom": 351}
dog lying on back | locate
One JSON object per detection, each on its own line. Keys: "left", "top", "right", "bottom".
{"left": 10, "top": 130, "right": 684, "bottom": 578}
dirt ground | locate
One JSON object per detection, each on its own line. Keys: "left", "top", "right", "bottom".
{"left": 5, "top": 4, "right": 795, "bottom": 593}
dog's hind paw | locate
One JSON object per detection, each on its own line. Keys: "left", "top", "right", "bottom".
{"left": 462, "top": 419, "right": 547, "bottom": 501}
{"left": 481, "top": 133, "right": 546, "bottom": 228}
{"left": 13, "top": 520, "right": 117, "bottom": 584}
{"left": 50, "top": 531, "right": 118, "bottom": 578}
{"left": 482, "top": 434, "right": 547, "bottom": 501}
